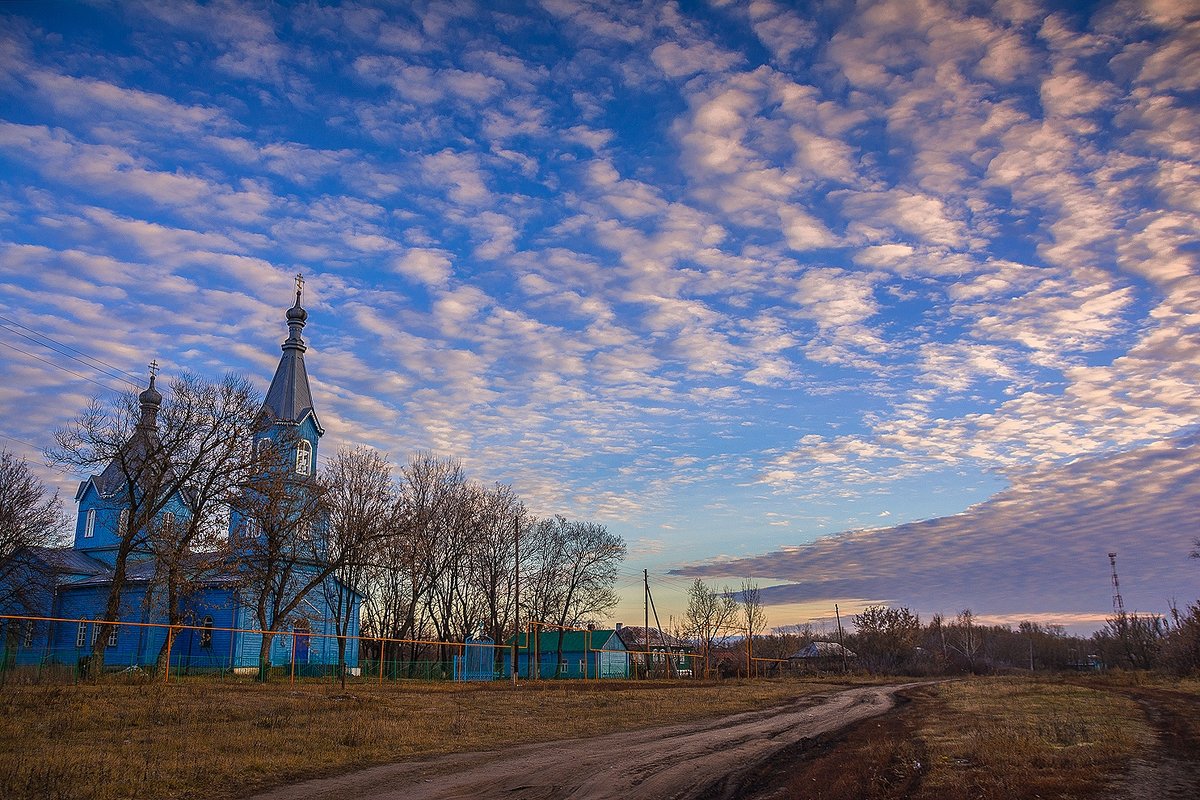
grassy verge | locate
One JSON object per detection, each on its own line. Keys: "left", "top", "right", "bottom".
{"left": 774, "top": 677, "right": 1153, "bottom": 800}
{"left": 0, "top": 675, "right": 869, "bottom": 800}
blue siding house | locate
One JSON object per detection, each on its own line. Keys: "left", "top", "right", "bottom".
{"left": 2, "top": 285, "right": 360, "bottom": 674}
{"left": 502, "top": 628, "right": 626, "bottom": 679}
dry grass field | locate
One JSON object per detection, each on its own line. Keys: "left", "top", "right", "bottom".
{"left": 0, "top": 674, "right": 866, "bottom": 800}
{"left": 3, "top": 674, "right": 1196, "bottom": 800}
{"left": 763, "top": 675, "right": 1200, "bottom": 800}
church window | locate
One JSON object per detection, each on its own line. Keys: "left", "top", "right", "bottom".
{"left": 23, "top": 622, "right": 34, "bottom": 648}
{"left": 254, "top": 437, "right": 273, "bottom": 468}
{"left": 163, "top": 511, "right": 175, "bottom": 531}
{"left": 200, "top": 616, "right": 214, "bottom": 648}
{"left": 118, "top": 508, "right": 129, "bottom": 536}
{"left": 296, "top": 440, "right": 312, "bottom": 475}
{"left": 89, "top": 617, "right": 99, "bottom": 646}
{"left": 84, "top": 509, "right": 95, "bottom": 538}
{"left": 106, "top": 622, "right": 118, "bottom": 648}
{"left": 76, "top": 620, "right": 87, "bottom": 648}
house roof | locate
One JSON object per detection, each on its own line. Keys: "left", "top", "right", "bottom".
{"left": 22, "top": 546, "right": 111, "bottom": 578}
{"left": 261, "top": 287, "right": 322, "bottom": 433}
{"left": 507, "top": 629, "right": 616, "bottom": 651}
{"left": 615, "top": 626, "right": 693, "bottom": 651}
{"left": 789, "top": 641, "right": 857, "bottom": 659}
{"left": 61, "top": 551, "right": 240, "bottom": 588}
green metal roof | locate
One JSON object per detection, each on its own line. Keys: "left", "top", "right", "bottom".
{"left": 506, "top": 629, "right": 618, "bottom": 651}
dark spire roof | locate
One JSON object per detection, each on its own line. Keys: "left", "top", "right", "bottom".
{"left": 261, "top": 276, "right": 322, "bottom": 432}
{"left": 136, "top": 367, "right": 162, "bottom": 431}
{"left": 79, "top": 368, "right": 165, "bottom": 500}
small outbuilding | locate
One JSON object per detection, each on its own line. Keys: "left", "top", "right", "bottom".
{"left": 788, "top": 641, "right": 856, "bottom": 671}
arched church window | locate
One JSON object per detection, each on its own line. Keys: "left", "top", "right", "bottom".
{"left": 254, "top": 437, "right": 274, "bottom": 468}
{"left": 84, "top": 509, "right": 95, "bottom": 538}
{"left": 296, "top": 440, "right": 312, "bottom": 475}
{"left": 162, "top": 511, "right": 175, "bottom": 531}
{"left": 200, "top": 616, "right": 214, "bottom": 648}
{"left": 242, "top": 516, "right": 259, "bottom": 539}
{"left": 76, "top": 620, "right": 87, "bottom": 648}
{"left": 106, "top": 621, "right": 118, "bottom": 648}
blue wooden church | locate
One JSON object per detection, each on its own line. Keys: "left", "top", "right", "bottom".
{"left": 2, "top": 285, "right": 360, "bottom": 674}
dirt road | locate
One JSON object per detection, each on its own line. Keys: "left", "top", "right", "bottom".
{"left": 246, "top": 683, "right": 916, "bottom": 800}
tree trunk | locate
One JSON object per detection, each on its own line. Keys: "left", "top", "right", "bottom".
{"left": 90, "top": 540, "right": 135, "bottom": 675}
{"left": 258, "top": 631, "right": 275, "bottom": 681}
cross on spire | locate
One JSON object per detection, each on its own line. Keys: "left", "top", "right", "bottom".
{"left": 148, "top": 359, "right": 159, "bottom": 379}
{"left": 295, "top": 273, "right": 304, "bottom": 295}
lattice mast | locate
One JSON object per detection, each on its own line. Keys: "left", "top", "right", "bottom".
{"left": 1108, "top": 552, "right": 1126, "bottom": 617}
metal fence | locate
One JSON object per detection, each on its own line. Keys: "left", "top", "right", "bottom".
{"left": 0, "top": 614, "right": 700, "bottom": 685}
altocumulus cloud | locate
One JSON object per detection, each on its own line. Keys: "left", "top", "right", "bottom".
{"left": 678, "top": 434, "right": 1200, "bottom": 623}
{"left": 0, "top": 0, "right": 1197, "bottom": 625}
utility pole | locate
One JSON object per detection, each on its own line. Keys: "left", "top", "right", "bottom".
{"left": 644, "top": 569, "right": 650, "bottom": 678}
{"left": 835, "top": 604, "right": 848, "bottom": 673}
{"left": 511, "top": 515, "right": 519, "bottom": 686}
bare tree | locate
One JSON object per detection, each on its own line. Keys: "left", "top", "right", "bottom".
{"left": 321, "top": 445, "right": 396, "bottom": 687}
{"left": 146, "top": 374, "right": 259, "bottom": 672}
{"left": 1094, "top": 611, "right": 1168, "bottom": 670}
{"left": 853, "top": 605, "right": 921, "bottom": 672}
{"left": 465, "top": 483, "right": 524, "bottom": 661}
{"left": 684, "top": 578, "right": 739, "bottom": 678}
{"left": 740, "top": 581, "right": 768, "bottom": 672}
{"left": 547, "top": 518, "right": 624, "bottom": 677}
{"left": 401, "top": 452, "right": 470, "bottom": 672}
{"left": 48, "top": 372, "right": 257, "bottom": 672}
{"left": 947, "top": 609, "right": 984, "bottom": 672}
{"left": 231, "top": 431, "right": 332, "bottom": 679}
{"left": 0, "top": 449, "right": 63, "bottom": 619}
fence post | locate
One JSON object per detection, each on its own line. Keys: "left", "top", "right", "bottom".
{"left": 289, "top": 631, "right": 297, "bottom": 686}
{"left": 164, "top": 625, "right": 175, "bottom": 684}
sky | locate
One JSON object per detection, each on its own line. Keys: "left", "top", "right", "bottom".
{"left": 1, "top": 0, "right": 1198, "bottom": 635}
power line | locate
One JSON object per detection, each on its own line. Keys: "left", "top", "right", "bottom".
{"left": 0, "top": 432, "right": 44, "bottom": 451}
{"left": 0, "top": 315, "right": 143, "bottom": 389}
{"left": 0, "top": 339, "right": 124, "bottom": 394}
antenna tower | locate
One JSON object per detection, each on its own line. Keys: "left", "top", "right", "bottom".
{"left": 1108, "top": 552, "right": 1126, "bottom": 616}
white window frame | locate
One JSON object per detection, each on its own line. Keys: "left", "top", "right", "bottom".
{"left": 76, "top": 620, "right": 87, "bottom": 648}
{"left": 296, "top": 439, "right": 312, "bottom": 475}
{"left": 23, "top": 621, "right": 34, "bottom": 648}
{"left": 89, "top": 617, "right": 99, "bottom": 646}
{"left": 106, "top": 622, "right": 118, "bottom": 648}
{"left": 200, "top": 616, "right": 214, "bottom": 648}
{"left": 162, "top": 511, "right": 175, "bottom": 530}
{"left": 84, "top": 508, "right": 96, "bottom": 538}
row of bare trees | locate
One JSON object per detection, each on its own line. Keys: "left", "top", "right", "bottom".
{"left": 2, "top": 373, "right": 625, "bottom": 680}
{"left": 360, "top": 454, "right": 626, "bottom": 677}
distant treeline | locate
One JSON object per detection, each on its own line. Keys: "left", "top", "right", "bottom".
{"left": 744, "top": 604, "right": 1200, "bottom": 676}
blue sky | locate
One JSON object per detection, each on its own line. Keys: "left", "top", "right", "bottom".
{"left": 1, "top": 0, "right": 1198, "bottom": 633}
